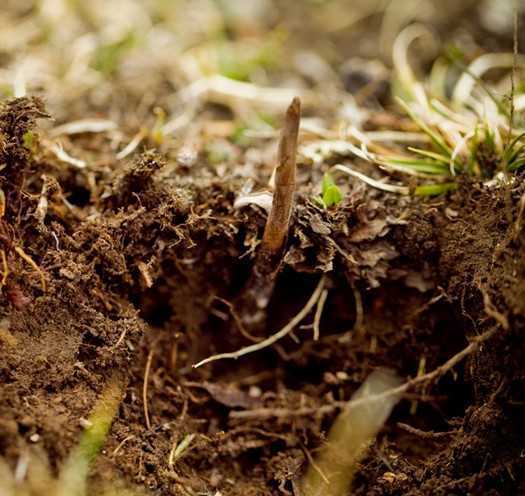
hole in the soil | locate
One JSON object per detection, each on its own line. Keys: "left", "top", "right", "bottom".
{"left": 77, "top": 330, "right": 106, "bottom": 361}
{"left": 198, "top": 269, "right": 359, "bottom": 386}
{"left": 235, "top": 440, "right": 289, "bottom": 473}
{"left": 136, "top": 285, "right": 173, "bottom": 327}
{"left": 66, "top": 185, "right": 91, "bottom": 207}
{"left": 133, "top": 256, "right": 476, "bottom": 450}
{"left": 267, "top": 269, "right": 356, "bottom": 338}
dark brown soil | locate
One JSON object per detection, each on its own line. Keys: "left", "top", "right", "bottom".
{"left": 1, "top": 94, "right": 525, "bottom": 496}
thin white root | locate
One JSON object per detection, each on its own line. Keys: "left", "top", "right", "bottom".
{"left": 143, "top": 347, "right": 155, "bottom": 430}
{"left": 332, "top": 164, "right": 410, "bottom": 194}
{"left": 111, "top": 435, "right": 135, "bottom": 457}
{"left": 327, "top": 326, "right": 498, "bottom": 413}
{"left": 193, "top": 277, "right": 326, "bottom": 368}
{"left": 453, "top": 53, "right": 525, "bottom": 105}
{"left": 179, "top": 75, "right": 314, "bottom": 112}
{"left": 48, "top": 143, "right": 86, "bottom": 169}
{"left": 116, "top": 129, "right": 146, "bottom": 160}
{"left": 300, "top": 140, "right": 375, "bottom": 165}
{"left": 50, "top": 119, "right": 117, "bottom": 137}
{"left": 14, "top": 246, "right": 46, "bottom": 292}
{"left": 313, "top": 289, "right": 328, "bottom": 341}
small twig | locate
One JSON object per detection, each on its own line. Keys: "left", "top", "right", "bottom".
{"left": 193, "top": 276, "right": 325, "bottom": 368}
{"left": 143, "top": 346, "right": 156, "bottom": 430}
{"left": 116, "top": 129, "right": 146, "bottom": 160}
{"left": 230, "top": 326, "right": 499, "bottom": 420}
{"left": 168, "top": 434, "right": 196, "bottom": 470}
{"left": 214, "top": 296, "right": 261, "bottom": 343}
{"left": 111, "top": 435, "right": 135, "bottom": 457}
{"left": 0, "top": 250, "right": 8, "bottom": 291}
{"left": 352, "top": 285, "right": 364, "bottom": 331}
{"left": 397, "top": 422, "right": 459, "bottom": 439}
{"left": 261, "top": 97, "right": 301, "bottom": 256}
{"left": 233, "top": 98, "right": 301, "bottom": 332}
{"left": 112, "top": 327, "right": 128, "bottom": 350}
{"left": 313, "top": 289, "right": 328, "bottom": 341}
{"left": 301, "top": 443, "right": 330, "bottom": 485}
{"left": 14, "top": 246, "right": 46, "bottom": 292}
{"left": 479, "top": 286, "right": 509, "bottom": 330}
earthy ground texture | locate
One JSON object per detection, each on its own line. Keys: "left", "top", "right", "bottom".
{"left": 1, "top": 1, "right": 525, "bottom": 495}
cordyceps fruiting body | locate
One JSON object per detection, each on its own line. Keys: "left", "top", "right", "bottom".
{"left": 236, "top": 97, "right": 301, "bottom": 331}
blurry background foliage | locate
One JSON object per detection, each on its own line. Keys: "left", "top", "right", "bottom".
{"left": 0, "top": 0, "right": 523, "bottom": 121}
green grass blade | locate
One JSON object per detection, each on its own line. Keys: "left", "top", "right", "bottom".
{"left": 508, "top": 157, "right": 525, "bottom": 171}
{"left": 503, "top": 131, "right": 525, "bottom": 165}
{"left": 387, "top": 158, "right": 450, "bottom": 175}
{"left": 414, "top": 182, "right": 458, "bottom": 196}
{"left": 57, "top": 374, "right": 127, "bottom": 496}
{"left": 396, "top": 97, "right": 453, "bottom": 157}
{"left": 407, "top": 147, "right": 451, "bottom": 163}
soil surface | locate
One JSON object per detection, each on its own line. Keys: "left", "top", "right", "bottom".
{"left": 1, "top": 2, "right": 525, "bottom": 495}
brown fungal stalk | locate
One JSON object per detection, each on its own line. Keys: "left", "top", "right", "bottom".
{"left": 261, "top": 96, "right": 301, "bottom": 257}
{"left": 229, "top": 97, "right": 302, "bottom": 335}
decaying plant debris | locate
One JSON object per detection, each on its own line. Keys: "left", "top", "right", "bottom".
{"left": 2, "top": 1, "right": 525, "bottom": 495}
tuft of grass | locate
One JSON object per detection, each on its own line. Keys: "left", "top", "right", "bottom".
{"left": 413, "top": 182, "right": 458, "bottom": 196}
{"left": 503, "top": 131, "right": 525, "bottom": 171}
{"left": 314, "top": 31, "right": 524, "bottom": 198}
{"left": 382, "top": 97, "right": 525, "bottom": 184}
{"left": 368, "top": 25, "right": 525, "bottom": 195}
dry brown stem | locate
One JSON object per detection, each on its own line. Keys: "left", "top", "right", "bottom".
{"left": 261, "top": 97, "right": 301, "bottom": 256}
